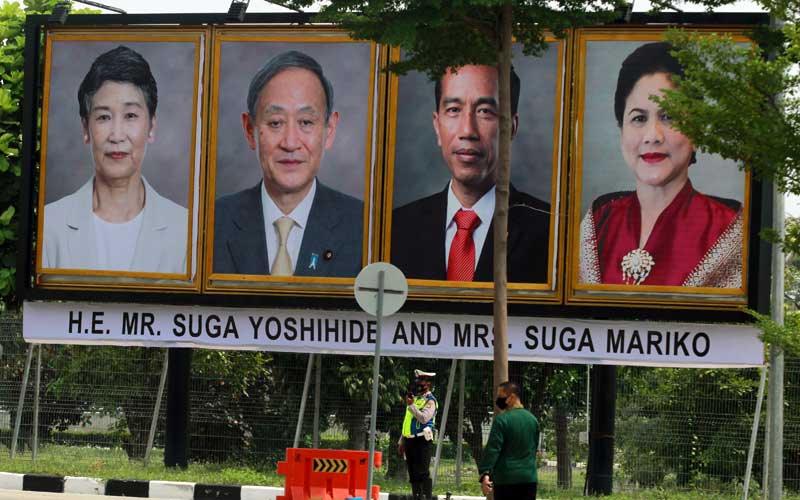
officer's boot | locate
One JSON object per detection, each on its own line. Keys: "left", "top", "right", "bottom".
{"left": 410, "top": 481, "right": 421, "bottom": 499}
{"left": 421, "top": 478, "right": 433, "bottom": 500}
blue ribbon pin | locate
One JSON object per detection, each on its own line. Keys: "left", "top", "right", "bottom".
{"left": 309, "top": 253, "right": 319, "bottom": 270}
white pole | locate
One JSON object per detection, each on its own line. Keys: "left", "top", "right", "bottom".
{"left": 743, "top": 365, "right": 767, "bottom": 500}
{"left": 366, "top": 270, "right": 386, "bottom": 500}
{"left": 293, "top": 354, "right": 315, "bottom": 448}
{"left": 768, "top": 185, "right": 784, "bottom": 500}
{"left": 432, "top": 358, "right": 458, "bottom": 487}
{"left": 144, "top": 349, "right": 169, "bottom": 465}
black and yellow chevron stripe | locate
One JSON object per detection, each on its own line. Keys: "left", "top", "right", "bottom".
{"left": 312, "top": 457, "right": 349, "bottom": 473}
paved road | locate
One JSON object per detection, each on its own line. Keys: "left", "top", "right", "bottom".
{"left": 0, "top": 490, "right": 181, "bottom": 500}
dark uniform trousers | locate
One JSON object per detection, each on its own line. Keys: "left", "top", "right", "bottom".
{"left": 405, "top": 435, "right": 433, "bottom": 499}
{"left": 494, "top": 482, "right": 537, "bottom": 500}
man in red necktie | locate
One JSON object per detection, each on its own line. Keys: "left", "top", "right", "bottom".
{"left": 391, "top": 64, "right": 550, "bottom": 283}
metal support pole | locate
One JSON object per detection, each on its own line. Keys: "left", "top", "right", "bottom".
{"left": 768, "top": 184, "right": 785, "bottom": 500}
{"left": 32, "top": 346, "right": 42, "bottom": 461}
{"left": 455, "top": 359, "right": 466, "bottom": 487}
{"left": 366, "top": 270, "right": 385, "bottom": 500}
{"left": 763, "top": 388, "right": 771, "bottom": 500}
{"left": 293, "top": 353, "right": 315, "bottom": 448}
{"left": 433, "top": 358, "right": 458, "bottom": 487}
{"left": 313, "top": 354, "right": 322, "bottom": 449}
{"left": 145, "top": 349, "right": 169, "bottom": 465}
{"left": 743, "top": 365, "right": 767, "bottom": 500}
{"left": 10, "top": 344, "right": 34, "bottom": 459}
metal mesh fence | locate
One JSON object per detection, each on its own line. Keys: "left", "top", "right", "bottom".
{"left": 1, "top": 311, "right": 798, "bottom": 496}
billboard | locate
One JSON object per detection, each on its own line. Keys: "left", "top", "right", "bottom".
{"left": 19, "top": 20, "right": 768, "bottom": 317}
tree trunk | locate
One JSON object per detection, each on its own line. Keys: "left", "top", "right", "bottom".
{"left": 492, "top": 1, "right": 513, "bottom": 397}
{"left": 344, "top": 413, "right": 367, "bottom": 450}
{"left": 555, "top": 404, "right": 572, "bottom": 489}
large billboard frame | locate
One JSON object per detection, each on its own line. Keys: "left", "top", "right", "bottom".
{"left": 15, "top": 12, "right": 773, "bottom": 324}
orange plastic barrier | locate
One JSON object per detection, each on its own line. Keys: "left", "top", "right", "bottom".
{"left": 277, "top": 448, "right": 382, "bottom": 500}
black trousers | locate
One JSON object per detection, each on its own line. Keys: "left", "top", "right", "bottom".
{"left": 404, "top": 436, "right": 432, "bottom": 482}
{"left": 494, "top": 482, "right": 537, "bottom": 500}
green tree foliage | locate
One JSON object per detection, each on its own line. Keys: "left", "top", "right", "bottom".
{"left": 0, "top": 0, "right": 97, "bottom": 306}
{"left": 657, "top": 28, "right": 800, "bottom": 196}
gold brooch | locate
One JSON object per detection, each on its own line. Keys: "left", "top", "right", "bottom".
{"left": 621, "top": 248, "right": 655, "bottom": 285}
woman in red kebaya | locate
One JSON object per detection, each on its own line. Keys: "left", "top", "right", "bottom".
{"left": 579, "top": 42, "right": 743, "bottom": 287}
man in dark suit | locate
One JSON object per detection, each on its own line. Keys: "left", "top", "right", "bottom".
{"left": 391, "top": 65, "right": 550, "bottom": 283}
{"left": 214, "top": 51, "right": 363, "bottom": 278}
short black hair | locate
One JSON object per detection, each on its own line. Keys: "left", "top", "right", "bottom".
{"left": 78, "top": 46, "right": 157, "bottom": 124}
{"left": 434, "top": 65, "right": 521, "bottom": 114}
{"left": 613, "top": 42, "right": 684, "bottom": 128}
{"left": 498, "top": 381, "right": 522, "bottom": 399}
{"left": 247, "top": 50, "right": 334, "bottom": 123}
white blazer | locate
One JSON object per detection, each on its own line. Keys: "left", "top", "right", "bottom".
{"left": 42, "top": 176, "right": 188, "bottom": 274}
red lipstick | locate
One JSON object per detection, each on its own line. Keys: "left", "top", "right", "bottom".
{"left": 641, "top": 152, "right": 667, "bottom": 163}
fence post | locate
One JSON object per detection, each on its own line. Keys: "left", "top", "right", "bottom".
{"left": 10, "top": 344, "right": 34, "bottom": 459}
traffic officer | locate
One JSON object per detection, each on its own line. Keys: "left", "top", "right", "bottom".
{"left": 398, "top": 369, "right": 437, "bottom": 500}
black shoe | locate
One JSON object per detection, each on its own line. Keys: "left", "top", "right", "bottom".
{"left": 422, "top": 478, "right": 433, "bottom": 500}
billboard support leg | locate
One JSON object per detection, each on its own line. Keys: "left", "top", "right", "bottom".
{"left": 433, "top": 358, "right": 457, "bottom": 488}
{"left": 313, "top": 354, "right": 322, "bottom": 448}
{"left": 743, "top": 365, "right": 767, "bottom": 500}
{"left": 145, "top": 349, "right": 169, "bottom": 465}
{"left": 293, "top": 353, "right": 315, "bottom": 448}
{"left": 165, "top": 348, "right": 191, "bottom": 469}
{"left": 455, "top": 359, "right": 465, "bottom": 487}
{"left": 32, "top": 345, "right": 42, "bottom": 461}
{"left": 10, "top": 344, "right": 34, "bottom": 459}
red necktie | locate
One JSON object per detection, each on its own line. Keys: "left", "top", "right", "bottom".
{"left": 447, "top": 209, "right": 481, "bottom": 281}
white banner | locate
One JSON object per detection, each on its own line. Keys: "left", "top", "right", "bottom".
{"left": 23, "top": 301, "right": 763, "bottom": 368}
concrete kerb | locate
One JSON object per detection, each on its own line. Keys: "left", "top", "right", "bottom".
{"left": 0, "top": 473, "right": 491, "bottom": 499}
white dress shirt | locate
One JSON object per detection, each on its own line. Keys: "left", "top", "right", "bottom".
{"left": 261, "top": 179, "right": 316, "bottom": 274}
{"left": 444, "top": 181, "right": 495, "bottom": 271}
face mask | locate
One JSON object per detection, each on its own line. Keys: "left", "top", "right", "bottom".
{"left": 415, "top": 383, "right": 427, "bottom": 394}
{"left": 495, "top": 396, "right": 508, "bottom": 410}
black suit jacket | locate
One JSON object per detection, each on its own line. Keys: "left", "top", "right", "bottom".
{"left": 390, "top": 185, "right": 550, "bottom": 283}
{"left": 213, "top": 181, "right": 363, "bottom": 277}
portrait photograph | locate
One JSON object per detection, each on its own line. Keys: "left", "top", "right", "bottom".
{"left": 569, "top": 30, "right": 751, "bottom": 304}
{"left": 35, "top": 31, "right": 205, "bottom": 289}
{"left": 206, "top": 31, "right": 378, "bottom": 291}
{"left": 384, "top": 41, "right": 565, "bottom": 298}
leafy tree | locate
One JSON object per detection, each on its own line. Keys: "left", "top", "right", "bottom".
{"left": 271, "top": 0, "right": 626, "bottom": 388}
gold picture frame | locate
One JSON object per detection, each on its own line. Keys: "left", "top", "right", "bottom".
{"left": 35, "top": 28, "right": 208, "bottom": 292}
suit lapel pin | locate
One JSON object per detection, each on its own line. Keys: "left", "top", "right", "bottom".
{"left": 324, "top": 249, "right": 333, "bottom": 261}
{"left": 309, "top": 253, "right": 319, "bottom": 270}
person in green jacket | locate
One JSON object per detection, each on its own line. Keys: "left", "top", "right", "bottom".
{"left": 479, "top": 381, "right": 539, "bottom": 499}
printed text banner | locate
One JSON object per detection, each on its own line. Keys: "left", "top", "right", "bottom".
{"left": 23, "top": 301, "right": 763, "bottom": 368}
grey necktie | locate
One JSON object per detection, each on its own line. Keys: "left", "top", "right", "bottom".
{"left": 272, "top": 216, "right": 294, "bottom": 276}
